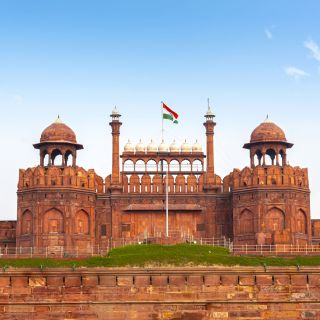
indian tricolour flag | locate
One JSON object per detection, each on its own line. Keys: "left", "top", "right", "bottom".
{"left": 162, "top": 102, "right": 179, "bottom": 124}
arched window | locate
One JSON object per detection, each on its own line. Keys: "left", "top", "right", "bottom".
{"left": 51, "top": 149, "right": 63, "bottom": 166}
{"left": 158, "top": 160, "right": 168, "bottom": 172}
{"left": 123, "top": 159, "right": 134, "bottom": 172}
{"left": 146, "top": 159, "right": 157, "bottom": 172}
{"left": 296, "top": 209, "right": 307, "bottom": 234}
{"left": 169, "top": 159, "right": 179, "bottom": 172}
{"left": 265, "top": 149, "right": 276, "bottom": 166}
{"left": 239, "top": 209, "right": 254, "bottom": 234}
{"left": 21, "top": 210, "right": 33, "bottom": 235}
{"left": 181, "top": 159, "right": 191, "bottom": 171}
{"left": 43, "top": 208, "right": 64, "bottom": 234}
{"left": 65, "top": 150, "right": 73, "bottom": 166}
{"left": 75, "top": 210, "right": 89, "bottom": 234}
{"left": 254, "top": 150, "right": 262, "bottom": 166}
{"left": 264, "top": 208, "right": 285, "bottom": 232}
{"left": 192, "top": 160, "right": 203, "bottom": 172}
{"left": 135, "top": 160, "right": 146, "bottom": 172}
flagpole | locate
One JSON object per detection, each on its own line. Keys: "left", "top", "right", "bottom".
{"left": 161, "top": 101, "right": 164, "bottom": 141}
{"left": 166, "top": 165, "right": 169, "bottom": 238}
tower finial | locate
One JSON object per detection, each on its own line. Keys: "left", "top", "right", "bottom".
{"left": 264, "top": 114, "right": 270, "bottom": 123}
{"left": 55, "top": 115, "right": 62, "bottom": 123}
{"left": 205, "top": 98, "right": 215, "bottom": 120}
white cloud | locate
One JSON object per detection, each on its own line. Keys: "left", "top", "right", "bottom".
{"left": 284, "top": 66, "right": 309, "bottom": 80}
{"left": 304, "top": 39, "right": 320, "bottom": 62}
{"left": 264, "top": 28, "right": 273, "bottom": 40}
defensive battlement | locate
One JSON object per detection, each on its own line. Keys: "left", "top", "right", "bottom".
{"left": 223, "top": 165, "right": 309, "bottom": 192}
{"left": 18, "top": 166, "right": 104, "bottom": 193}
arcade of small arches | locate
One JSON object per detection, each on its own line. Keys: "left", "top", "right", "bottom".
{"left": 251, "top": 147, "right": 287, "bottom": 167}
{"left": 40, "top": 147, "right": 76, "bottom": 167}
{"left": 20, "top": 208, "right": 90, "bottom": 235}
{"left": 122, "top": 158, "right": 204, "bottom": 173}
{"left": 238, "top": 207, "right": 308, "bottom": 235}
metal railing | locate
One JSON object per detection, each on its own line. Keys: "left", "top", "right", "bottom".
{"left": 232, "top": 243, "right": 320, "bottom": 256}
{"left": 0, "top": 237, "right": 232, "bottom": 259}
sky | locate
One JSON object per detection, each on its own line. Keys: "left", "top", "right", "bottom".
{"left": 0, "top": 0, "right": 319, "bottom": 220}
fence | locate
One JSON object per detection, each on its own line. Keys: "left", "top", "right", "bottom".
{"left": 0, "top": 236, "right": 232, "bottom": 259}
{"left": 232, "top": 243, "right": 320, "bottom": 256}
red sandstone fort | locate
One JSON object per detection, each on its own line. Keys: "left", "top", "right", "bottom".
{"left": 1, "top": 107, "right": 320, "bottom": 253}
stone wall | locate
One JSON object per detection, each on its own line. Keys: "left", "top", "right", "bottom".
{"left": 0, "top": 266, "right": 319, "bottom": 319}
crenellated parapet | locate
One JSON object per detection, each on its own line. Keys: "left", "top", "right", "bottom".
{"left": 18, "top": 166, "right": 104, "bottom": 193}
{"left": 223, "top": 165, "right": 309, "bottom": 192}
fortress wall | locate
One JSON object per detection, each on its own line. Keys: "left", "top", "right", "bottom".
{"left": 0, "top": 266, "right": 319, "bottom": 319}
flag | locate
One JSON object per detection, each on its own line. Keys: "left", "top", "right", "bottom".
{"left": 162, "top": 102, "right": 179, "bottom": 124}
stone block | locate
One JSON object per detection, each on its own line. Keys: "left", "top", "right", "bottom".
{"left": 151, "top": 275, "right": 168, "bottom": 287}
{"left": 64, "top": 276, "right": 81, "bottom": 287}
{"left": 220, "top": 275, "right": 238, "bottom": 285}
{"left": 82, "top": 275, "right": 98, "bottom": 287}
{"left": 29, "top": 277, "right": 46, "bottom": 287}
{"left": 291, "top": 274, "right": 307, "bottom": 286}
{"left": 309, "top": 275, "right": 320, "bottom": 286}
{"left": 99, "top": 275, "right": 116, "bottom": 287}
{"left": 256, "top": 275, "right": 273, "bottom": 285}
{"left": 204, "top": 275, "right": 220, "bottom": 286}
{"left": 187, "top": 275, "right": 203, "bottom": 286}
{"left": 169, "top": 275, "right": 186, "bottom": 286}
{"left": 46, "top": 276, "right": 64, "bottom": 287}
{"left": 134, "top": 275, "right": 150, "bottom": 287}
{"left": 274, "top": 275, "right": 290, "bottom": 285}
{"left": 117, "top": 276, "right": 133, "bottom": 287}
{"left": 11, "top": 276, "right": 28, "bottom": 287}
{"left": 0, "top": 277, "right": 10, "bottom": 287}
{"left": 239, "top": 275, "right": 255, "bottom": 285}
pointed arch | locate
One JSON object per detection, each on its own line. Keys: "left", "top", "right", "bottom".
{"left": 239, "top": 209, "right": 254, "bottom": 234}
{"left": 43, "top": 208, "right": 64, "bottom": 234}
{"left": 21, "top": 210, "right": 33, "bottom": 235}
{"left": 264, "top": 207, "right": 285, "bottom": 232}
{"left": 75, "top": 209, "right": 89, "bottom": 234}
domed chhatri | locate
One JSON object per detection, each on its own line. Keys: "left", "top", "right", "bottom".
{"left": 250, "top": 120, "right": 287, "bottom": 144}
{"left": 124, "top": 139, "right": 134, "bottom": 152}
{"left": 181, "top": 140, "right": 191, "bottom": 153}
{"left": 192, "top": 140, "right": 202, "bottom": 153}
{"left": 170, "top": 139, "right": 180, "bottom": 152}
{"left": 135, "top": 139, "right": 145, "bottom": 153}
{"left": 40, "top": 116, "right": 78, "bottom": 144}
{"left": 158, "top": 140, "right": 169, "bottom": 152}
{"left": 147, "top": 139, "right": 158, "bottom": 152}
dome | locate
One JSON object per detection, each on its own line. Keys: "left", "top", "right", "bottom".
{"left": 124, "top": 139, "right": 134, "bottom": 152}
{"left": 181, "top": 140, "right": 191, "bottom": 153}
{"left": 170, "top": 139, "right": 180, "bottom": 152}
{"left": 192, "top": 140, "right": 202, "bottom": 152}
{"left": 135, "top": 139, "right": 145, "bottom": 153}
{"left": 147, "top": 139, "right": 158, "bottom": 152}
{"left": 158, "top": 140, "right": 169, "bottom": 152}
{"left": 250, "top": 120, "right": 287, "bottom": 143}
{"left": 40, "top": 116, "right": 77, "bottom": 144}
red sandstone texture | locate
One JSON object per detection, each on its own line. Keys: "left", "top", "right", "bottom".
{"left": 0, "top": 110, "right": 318, "bottom": 253}
{"left": 0, "top": 266, "right": 319, "bottom": 319}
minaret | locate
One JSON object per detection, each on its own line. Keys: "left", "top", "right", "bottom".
{"left": 109, "top": 107, "right": 122, "bottom": 191}
{"left": 203, "top": 100, "right": 216, "bottom": 186}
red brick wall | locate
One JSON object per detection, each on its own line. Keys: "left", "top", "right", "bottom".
{"left": 0, "top": 266, "right": 319, "bottom": 319}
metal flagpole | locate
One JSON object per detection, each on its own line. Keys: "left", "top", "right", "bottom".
{"left": 161, "top": 101, "right": 164, "bottom": 140}
{"left": 166, "top": 165, "right": 169, "bottom": 237}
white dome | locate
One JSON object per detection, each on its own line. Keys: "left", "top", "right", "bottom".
{"left": 170, "top": 139, "right": 180, "bottom": 152}
{"left": 147, "top": 139, "right": 158, "bottom": 152}
{"left": 158, "top": 140, "right": 169, "bottom": 152}
{"left": 181, "top": 140, "right": 191, "bottom": 153}
{"left": 135, "top": 139, "right": 145, "bottom": 153}
{"left": 192, "top": 140, "right": 202, "bottom": 152}
{"left": 124, "top": 139, "right": 134, "bottom": 152}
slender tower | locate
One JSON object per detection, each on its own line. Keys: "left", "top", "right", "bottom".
{"left": 203, "top": 102, "right": 216, "bottom": 188}
{"left": 109, "top": 107, "right": 122, "bottom": 192}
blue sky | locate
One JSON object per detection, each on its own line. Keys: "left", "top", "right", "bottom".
{"left": 0, "top": 0, "right": 320, "bottom": 219}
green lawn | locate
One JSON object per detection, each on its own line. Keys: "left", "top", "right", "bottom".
{"left": 1, "top": 244, "right": 320, "bottom": 268}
